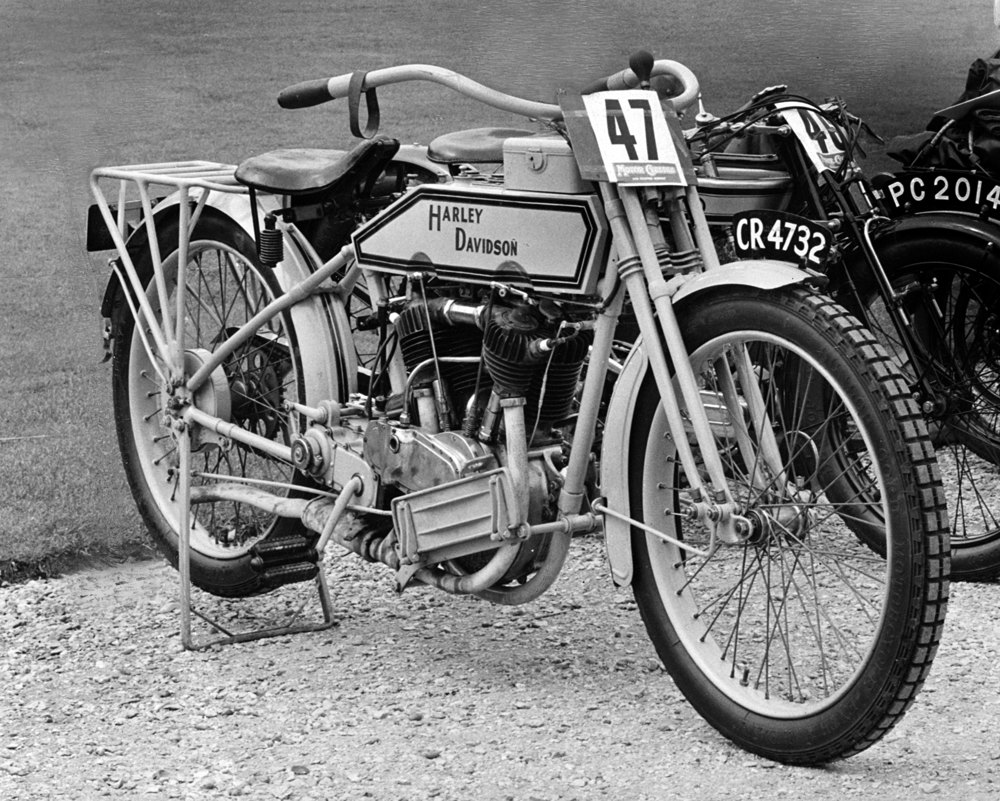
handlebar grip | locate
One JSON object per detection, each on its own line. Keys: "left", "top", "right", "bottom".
{"left": 580, "top": 52, "right": 693, "bottom": 108}
{"left": 277, "top": 78, "right": 335, "bottom": 109}
{"left": 580, "top": 68, "right": 634, "bottom": 96}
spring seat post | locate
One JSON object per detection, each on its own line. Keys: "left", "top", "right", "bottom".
{"left": 258, "top": 214, "right": 284, "bottom": 267}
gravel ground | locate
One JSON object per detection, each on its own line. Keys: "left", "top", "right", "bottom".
{"left": 1, "top": 536, "right": 999, "bottom": 801}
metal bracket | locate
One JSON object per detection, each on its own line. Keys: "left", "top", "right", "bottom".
{"left": 178, "top": 571, "right": 336, "bottom": 651}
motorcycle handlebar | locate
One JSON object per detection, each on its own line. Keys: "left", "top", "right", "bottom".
{"left": 277, "top": 56, "right": 701, "bottom": 118}
{"left": 579, "top": 57, "right": 700, "bottom": 110}
{"left": 278, "top": 78, "right": 336, "bottom": 109}
{"left": 580, "top": 51, "right": 655, "bottom": 95}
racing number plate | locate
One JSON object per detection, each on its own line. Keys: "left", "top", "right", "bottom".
{"left": 874, "top": 170, "right": 1000, "bottom": 218}
{"left": 731, "top": 209, "right": 832, "bottom": 267}
{"left": 559, "top": 89, "right": 696, "bottom": 186}
{"left": 775, "top": 102, "right": 847, "bottom": 173}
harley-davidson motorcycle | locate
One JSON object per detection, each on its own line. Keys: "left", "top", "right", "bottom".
{"left": 685, "top": 85, "right": 1000, "bottom": 581}
{"left": 87, "top": 53, "right": 948, "bottom": 764}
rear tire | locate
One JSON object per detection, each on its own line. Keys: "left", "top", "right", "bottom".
{"left": 112, "top": 214, "right": 311, "bottom": 597}
{"left": 628, "top": 287, "right": 949, "bottom": 764}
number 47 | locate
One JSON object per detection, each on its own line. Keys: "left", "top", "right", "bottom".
{"left": 605, "top": 98, "right": 659, "bottom": 161}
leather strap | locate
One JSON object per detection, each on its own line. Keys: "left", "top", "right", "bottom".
{"left": 348, "top": 71, "right": 380, "bottom": 139}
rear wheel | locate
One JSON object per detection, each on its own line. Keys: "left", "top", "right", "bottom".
{"left": 112, "top": 215, "right": 312, "bottom": 597}
{"left": 629, "top": 288, "right": 949, "bottom": 764}
{"left": 858, "top": 240, "right": 1000, "bottom": 580}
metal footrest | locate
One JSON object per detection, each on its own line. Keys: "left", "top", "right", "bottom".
{"left": 250, "top": 533, "right": 322, "bottom": 591}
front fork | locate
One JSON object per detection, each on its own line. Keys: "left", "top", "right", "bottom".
{"left": 830, "top": 176, "right": 948, "bottom": 414}
{"left": 856, "top": 215, "right": 949, "bottom": 414}
{"left": 563, "top": 182, "right": 785, "bottom": 545}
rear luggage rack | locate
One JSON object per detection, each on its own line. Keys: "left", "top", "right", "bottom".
{"left": 89, "top": 161, "right": 254, "bottom": 381}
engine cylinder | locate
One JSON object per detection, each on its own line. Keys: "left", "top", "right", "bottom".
{"left": 482, "top": 303, "right": 592, "bottom": 431}
{"left": 482, "top": 304, "right": 544, "bottom": 397}
{"left": 526, "top": 331, "right": 592, "bottom": 428}
{"left": 396, "top": 303, "right": 483, "bottom": 399}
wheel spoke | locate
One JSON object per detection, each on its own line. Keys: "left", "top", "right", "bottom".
{"left": 127, "top": 237, "right": 304, "bottom": 558}
{"left": 633, "top": 292, "right": 934, "bottom": 737}
{"left": 862, "top": 263, "right": 1000, "bottom": 562}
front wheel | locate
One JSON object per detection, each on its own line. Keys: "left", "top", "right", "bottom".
{"left": 628, "top": 288, "right": 949, "bottom": 764}
{"left": 854, "top": 238, "right": 1000, "bottom": 580}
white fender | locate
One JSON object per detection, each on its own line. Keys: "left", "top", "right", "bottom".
{"left": 671, "top": 259, "right": 819, "bottom": 306}
{"left": 600, "top": 258, "right": 810, "bottom": 587}
{"left": 156, "top": 190, "right": 355, "bottom": 405}
{"left": 600, "top": 341, "right": 649, "bottom": 587}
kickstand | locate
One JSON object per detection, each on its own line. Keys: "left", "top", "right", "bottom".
{"left": 176, "top": 429, "right": 336, "bottom": 651}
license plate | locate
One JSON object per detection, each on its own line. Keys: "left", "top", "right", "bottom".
{"left": 731, "top": 210, "right": 832, "bottom": 267}
{"left": 874, "top": 170, "right": 1000, "bottom": 218}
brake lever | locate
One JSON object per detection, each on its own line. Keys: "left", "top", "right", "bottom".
{"left": 749, "top": 84, "right": 788, "bottom": 105}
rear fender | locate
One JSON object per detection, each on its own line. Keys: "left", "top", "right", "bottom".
{"left": 101, "top": 192, "right": 353, "bottom": 403}
{"left": 601, "top": 258, "right": 811, "bottom": 587}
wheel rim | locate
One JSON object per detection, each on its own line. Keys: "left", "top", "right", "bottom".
{"left": 864, "top": 264, "right": 1000, "bottom": 553}
{"left": 128, "top": 240, "right": 302, "bottom": 559}
{"left": 641, "top": 332, "right": 891, "bottom": 717}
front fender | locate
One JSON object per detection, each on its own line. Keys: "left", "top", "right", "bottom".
{"left": 883, "top": 211, "right": 1000, "bottom": 251}
{"left": 600, "top": 343, "right": 649, "bottom": 587}
{"left": 600, "top": 257, "right": 811, "bottom": 587}
{"left": 671, "top": 258, "right": 818, "bottom": 306}
{"left": 835, "top": 212, "right": 1000, "bottom": 305}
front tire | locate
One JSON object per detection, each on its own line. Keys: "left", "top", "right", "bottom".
{"left": 856, "top": 236, "right": 1000, "bottom": 580}
{"left": 628, "top": 288, "right": 949, "bottom": 764}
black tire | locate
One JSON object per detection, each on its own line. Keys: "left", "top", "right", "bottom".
{"left": 856, "top": 236, "right": 1000, "bottom": 580}
{"left": 112, "top": 213, "right": 311, "bottom": 597}
{"left": 628, "top": 287, "right": 949, "bottom": 764}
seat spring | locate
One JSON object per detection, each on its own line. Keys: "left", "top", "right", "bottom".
{"left": 258, "top": 214, "right": 284, "bottom": 267}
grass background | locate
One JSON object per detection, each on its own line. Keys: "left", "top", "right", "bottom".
{"left": 1, "top": 0, "right": 997, "bottom": 578}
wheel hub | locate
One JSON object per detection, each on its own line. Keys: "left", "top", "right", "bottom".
{"left": 180, "top": 348, "right": 231, "bottom": 451}
{"left": 746, "top": 502, "right": 812, "bottom": 545}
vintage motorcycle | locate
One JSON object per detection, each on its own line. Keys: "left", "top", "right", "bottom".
{"left": 87, "top": 52, "right": 948, "bottom": 764}
{"left": 686, "top": 87, "right": 1000, "bottom": 581}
